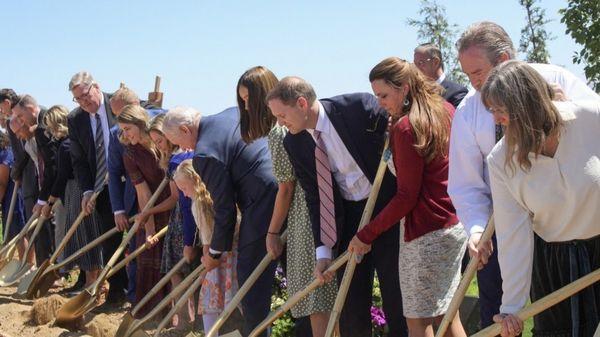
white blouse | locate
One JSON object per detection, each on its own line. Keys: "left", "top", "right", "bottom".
{"left": 487, "top": 100, "right": 600, "bottom": 314}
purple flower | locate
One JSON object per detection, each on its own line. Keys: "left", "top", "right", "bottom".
{"left": 370, "top": 306, "right": 386, "bottom": 327}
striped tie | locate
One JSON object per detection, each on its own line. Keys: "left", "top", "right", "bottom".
{"left": 93, "top": 113, "right": 107, "bottom": 192}
{"left": 314, "top": 130, "right": 337, "bottom": 248}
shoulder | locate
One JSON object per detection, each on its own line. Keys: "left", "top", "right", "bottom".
{"left": 321, "top": 92, "right": 378, "bottom": 110}
{"left": 555, "top": 100, "right": 600, "bottom": 127}
{"left": 486, "top": 139, "right": 507, "bottom": 173}
{"left": 455, "top": 89, "right": 483, "bottom": 121}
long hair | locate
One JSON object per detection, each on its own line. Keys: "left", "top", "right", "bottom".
{"left": 148, "top": 113, "right": 179, "bottom": 171}
{"left": 237, "top": 66, "right": 279, "bottom": 143}
{"left": 117, "top": 104, "right": 157, "bottom": 157}
{"left": 0, "top": 130, "right": 9, "bottom": 149}
{"left": 481, "top": 60, "right": 562, "bottom": 173}
{"left": 43, "top": 105, "right": 69, "bottom": 140}
{"left": 369, "top": 57, "right": 451, "bottom": 162}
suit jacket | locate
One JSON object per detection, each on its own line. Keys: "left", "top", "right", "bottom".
{"left": 192, "top": 107, "right": 278, "bottom": 251}
{"left": 441, "top": 78, "right": 468, "bottom": 108}
{"left": 283, "top": 93, "right": 397, "bottom": 250}
{"left": 34, "top": 107, "right": 60, "bottom": 202}
{"left": 68, "top": 92, "right": 115, "bottom": 192}
{"left": 7, "top": 122, "right": 38, "bottom": 202}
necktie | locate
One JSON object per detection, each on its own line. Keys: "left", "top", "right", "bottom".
{"left": 314, "top": 130, "right": 337, "bottom": 248}
{"left": 495, "top": 123, "right": 504, "bottom": 143}
{"left": 93, "top": 113, "right": 107, "bottom": 192}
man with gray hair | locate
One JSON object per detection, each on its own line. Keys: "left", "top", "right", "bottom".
{"left": 448, "top": 21, "right": 599, "bottom": 331}
{"left": 163, "top": 106, "right": 278, "bottom": 337}
{"left": 67, "top": 71, "right": 128, "bottom": 303}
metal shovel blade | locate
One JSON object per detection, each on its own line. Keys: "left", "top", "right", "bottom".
{"left": 55, "top": 288, "right": 95, "bottom": 326}
{"left": 0, "top": 261, "right": 35, "bottom": 287}
{"left": 21, "top": 259, "right": 50, "bottom": 298}
{"left": 114, "top": 312, "right": 135, "bottom": 337}
{"left": 16, "top": 267, "right": 38, "bottom": 295}
{"left": 0, "top": 260, "right": 23, "bottom": 286}
{"left": 28, "top": 265, "right": 60, "bottom": 299}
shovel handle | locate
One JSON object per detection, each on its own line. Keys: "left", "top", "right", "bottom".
{"left": 154, "top": 76, "right": 161, "bottom": 93}
{"left": 108, "top": 225, "right": 168, "bottom": 279}
{"left": 1, "top": 211, "right": 40, "bottom": 256}
{"left": 2, "top": 182, "right": 20, "bottom": 244}
{"left": 18, "top": 213, "right": 49, "bottom": 268}
{"left": 206, "top": 230, "right": 289, "bottom": 337}
{"left": 472, "top": 267, "right": 600, "bottom": 337}
{"left": 435, "top": 217, "right": 496, "bottom": 337}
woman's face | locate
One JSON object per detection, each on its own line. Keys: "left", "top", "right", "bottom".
{"left": 119, "top": 122, "right": 142, "bottom": 144}
{"left": 238, "top": 85, "right": 250, "bottom": 111}
{"left": 174, "top": 175, "right": 194, "bottom": 198}
{"left": 149, "top": 130, "right": 170, "bottom": 152}
{"left": 488, "top": 104, "right": 510, "bottom": 126}
{"left": 371, "top": 79, "right": 406, "bottom": 118}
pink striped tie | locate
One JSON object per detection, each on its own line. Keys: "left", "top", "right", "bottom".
{"left": 314, "top": 130, "right": 337, "bottom": 248}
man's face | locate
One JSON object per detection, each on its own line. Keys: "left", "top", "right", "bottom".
{"left": 9, "top": 117, "right": 32, "bottom": 140}
{"left": 165, "top": 125, "right": 197, "bottom": 151}
{"left": 72, "top": 83, "right": 102, "bottom": 113}
{"left": 12, "top": 104, "right": 37, "bottom": 128}
{"left": 413, "top": 51, "right": 438, "bottom": 80}
{"left": 458, "top": 46, "right": 497, "bottom": 91}
{"left": 268, "top": 98, "right": 309, "bottom": 134}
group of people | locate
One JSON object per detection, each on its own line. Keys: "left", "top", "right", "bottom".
{"left": 0, "top": 20, "right": 598, "bottom": 337}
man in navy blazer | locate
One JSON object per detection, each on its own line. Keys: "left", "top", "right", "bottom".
{"left": 163, "top": 106, "right": 278, "bottom": 337}
{"left": 267, "top": 77, "right": 407, "bottom": 337}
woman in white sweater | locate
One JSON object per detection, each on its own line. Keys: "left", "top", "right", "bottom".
{"left": 483, "top": 60, "right": 600, "bottom": 337}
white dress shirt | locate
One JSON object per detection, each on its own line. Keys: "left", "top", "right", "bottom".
{"left": 89, "top": 94, "right": 111, "bottom": 162}
{"left": 488, "top": 100, "right": 600, "bottom": 314}
{"left": 308, "top": 102, "right": 373, "bottom": 259}
{"left": 448, "top": 63, "right": 600, "bottom": 236}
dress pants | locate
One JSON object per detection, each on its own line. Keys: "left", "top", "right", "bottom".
{"left": 476, "top": 234, "right": 502, "bottom": 327}
{"left": 337, "top": 199, "right": 408, "bottom": 337}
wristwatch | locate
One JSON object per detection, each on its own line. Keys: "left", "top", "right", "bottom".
{"left": 208, "top": 252, "right": 222, "bottom": 260}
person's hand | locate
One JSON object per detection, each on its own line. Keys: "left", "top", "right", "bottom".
{"left": 347, "top": 235, "right": 371, "bottom": 256}
{"left": 32, "top": 203, "right": 44, "bottom": 217}
{"left": 468, "top": 232, "right": 493, "bottom": 270}
{"left": 266, "top": 232, "right": 284, "bottom": 259}
{"left": 493, "top": 313, "right": 524, "bottom": 337}
{"left": 549, "top": 83, "right": 567, "bottom": 102}
{"left": 183, "top": 245, "right": 196, "bottom": 264}
{"left": 144, "top": 217, "right": 158, "bottom": 247}
{"left": 114, "top": 213, "right": 129, "bottom": 231}
{"left": 201, "top": 253, "right": 221, "bottom": 271}
{"left": 136, "top": 209, "right": 151, "bottom": 226}
{"left": 314, "top": 258, "right": 335, "bottom": 284}
{"left": 41, "top": 203, "right": 53, "bottom": 219}
{"left": 81, "top": 193, "right": 95, "bottom": 216}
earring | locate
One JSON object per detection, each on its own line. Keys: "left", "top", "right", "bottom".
{"left": 404, "top": 98, "right": 410, "bottom": 106}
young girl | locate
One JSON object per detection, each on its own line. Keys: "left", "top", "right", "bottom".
{"left": 174, "top": 159, "right": 238, "bottom": 336}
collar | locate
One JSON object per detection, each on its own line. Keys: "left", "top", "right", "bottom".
{"left": 313, "top": 101, "right": 330, "bottom": 135}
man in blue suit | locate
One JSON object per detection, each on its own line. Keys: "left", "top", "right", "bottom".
{"left": 163, "top": 106, "right": 278, "bottom": 337}
{"left": 267, "top": 77, "right": 407, "bottom": 337}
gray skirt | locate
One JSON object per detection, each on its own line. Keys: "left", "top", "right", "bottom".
{"left": 398, "top": 222, "right": 467, "bottom": 318}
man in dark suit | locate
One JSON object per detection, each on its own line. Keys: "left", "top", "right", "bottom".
{"left": 67, "top": 71, "right": 127, "bottom": 303}
{"left": 414, "top": 43, "right": 468, "bottom": 108}
{"left": 163, "top": 106, "right": 278, "bottom": 337}
{"left": 266, "top": 77, "right": 407, "bottom": 337}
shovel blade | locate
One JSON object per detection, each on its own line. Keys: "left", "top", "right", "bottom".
{"left": 16, "top": 268, "right": 38, "bottom": 296}
{"left": 0, "top": 262, "right": 34, "bottom": 287}
{"left": 29, "top": 267, "right": 60, "bottom": 299}
{"left": 22, "top": 259, "right": 50, "bottom": 299}
{"left": 55, "top": 289, "right": 93, "bottom": 326}
{"left": 114, "top": 313, "right": 135, "bottom": 337}
{"left": 0, "top": 260, "right": 23, "bottom": 286}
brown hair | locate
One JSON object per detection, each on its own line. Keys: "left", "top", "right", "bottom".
{"left": 415, "top": 42, "right": 444, "bottom": 70}
{"left": 44, "top": 105, "right": 70, "bottom": 140}
{"left": 456, "top": 21, "right": 516, "bottom": 64}
{"left": 117, "top": 104, "right": 157, "bottom": 156}
{"left": 481, "top": 60, "right": 561, "bottom": 173}
{"left": 265, "top": 76, "right": 317, "bottom": 107}
{"left": 369, "top": 57, "right": 451, "bottom": 162}
{"left": 111, "top": 86, "right": 140, "bottom": 106}
{"left": 148, "top": 113, "right": 179, "bottom": 170}
{"left": 237, "top": 66, "right": 279, "bottom": 143}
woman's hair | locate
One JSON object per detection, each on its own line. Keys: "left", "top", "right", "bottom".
{"left": 0, "top": 130, "right": 9, "bottom": 149}
{"left": 481, "top": 60, "right": 562, "bottom": 173}
{"left": 174, "top": 159, "right": 214, "bottom": 233}
{"left": 148, "top": 113, "right": 179, "bottom": 170}
{"left": 369, "top": 57, "right": 451, "bottom": 162}
{"left": 117, "top": 104, "right": 157, "bottom": 155}
{"left": 237, "top": 66, "right": 279, "bottom": 143}
{"left": 43, "top": 105, "right": 70, "bottom": 140}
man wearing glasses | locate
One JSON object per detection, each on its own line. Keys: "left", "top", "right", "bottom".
{"left": 67, "top": 71, "right": 128, "bottom": 304}
{"left": 413, "top": 43, "right": 468, "bottom": 108}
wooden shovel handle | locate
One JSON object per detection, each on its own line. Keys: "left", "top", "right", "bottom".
{"left": 108, "top": 225, "right": 168, "bottom": 278}
{"left": 18, "top": 213, "right": 49, "bottom": 266}
{"left": 435, "top": 217, "right": 496, "bottom": 337}
{"left": 1, "top": 211, "right": 40, "bottom": 256}
{"left": 472, "top": 267, "right": 600, "bottom": 337}
{"left": 206, "top": 230, "right": 289, "bottom": 337}
{"left": 2, "top": 182, "right": 20, "bottom": 243}
{"left": 154, "top": 76, "right": 161, "bottom": 93}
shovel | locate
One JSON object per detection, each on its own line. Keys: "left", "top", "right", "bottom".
{"left": 205, "top": 230, "right": 289, "bottom": 337}
{"left": 17, "top": 191, "right": 104, "bottom": 297}
{"left": 471, "top": 267, "right": 600, "bottom": 337}
{"left": 0, "top": 214, "right": 38, "bottom": 272}
{"left": 114, "top": 258, "right": 189, "bottom": 337}
{"left": 434, "top": 216, "right": 495, "bottom": 337}
{"left": 123, "top": 262, "right": 207, "bottom": 337}
{"left": 1, "top": 182, "right": 20, "bottom": 246}
{"left": 148, "top": 76, "right": 164, "bottom": 108}
{"left": 55, "top": 178, "right": 170, "bottom": 325}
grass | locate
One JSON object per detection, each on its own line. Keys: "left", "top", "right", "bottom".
{"left": 467, "top": 277, "right": 533, "bottom": 337}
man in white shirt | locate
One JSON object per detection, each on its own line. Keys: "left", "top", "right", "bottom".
{"left": 448, "top": 21, "right": 599, "bottom": 329}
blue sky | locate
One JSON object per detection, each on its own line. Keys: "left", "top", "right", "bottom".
{"left": 0, "top": 1, "right": 585, "bottom": 115}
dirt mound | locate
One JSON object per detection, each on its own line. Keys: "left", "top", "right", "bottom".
{"left": 84, "top": 313, "right": 119, "bottom": 337}
{"left": 30, "top": 294, "right": 67, "bottom": 325}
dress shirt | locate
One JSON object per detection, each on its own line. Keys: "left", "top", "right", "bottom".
{"left": 448, "top": 63, "right": 600, "bottom": 236}
{"left": 488, "top": 100, "right": 600, "bottom": 314}
{"left": 24, "top": 137, "right": 39, "bottom": 175}
{"left": 308, "top": 102, "right": 372, "bottom": 259}
{"left": 89, "top": 94, "right": 111, "bottom": 162}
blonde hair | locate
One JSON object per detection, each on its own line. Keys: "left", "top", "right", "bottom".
{"left": 369, "top": 57, "right": 451, "bottom": 162}
{"left": 44, "top": 105, "right": 69, "bottom": 140}
{"left": 148, "top": 113, "right": 179, "bottom": 170}
{"left": 117, "top": 104, "right": 158, "bottom": 157}
{"left": 111, "top": 86, "right": 140, "bottom": 106}
{"left": 69, "top": 71, "right": 95, "bottom": 91}
{"left": 481, "top": 60, "right": 561, "bottom": 173}
{"left": 174, "top": 159, "right": 215, "bottom": 244}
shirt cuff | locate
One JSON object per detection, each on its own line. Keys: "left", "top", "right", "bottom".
{"left": 36, "top": 199, "right": 47, "bottom": 205}
{"left": 83, "top": 190, "right": 94, "bottom": 196}
{"left": 500, "top": 303, "right": 523, "bottom": 315}
{"left": 114, "top": 210, "right": 125, "bottom": 215}
{"left": 209, "top": 248, "right": 222, "bottom": 254}
{"left": 316, "top": 245, "right": 332, "bottom": 260}
{"left": 469, "top": 225, "right": 486, "bottom": 236}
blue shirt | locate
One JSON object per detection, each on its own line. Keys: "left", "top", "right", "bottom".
{"left": 168, "top": 151, "right": 196, "bottom": 246}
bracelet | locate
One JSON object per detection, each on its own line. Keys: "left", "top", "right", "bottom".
{"left": 267, "top": 231, "right": 280, "bottom": 235}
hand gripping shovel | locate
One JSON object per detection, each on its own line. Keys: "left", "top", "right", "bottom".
{"left": 471, "top": 267, "right": 600, "bottom": 337}
{"left": 434, "top": 217, "right": 495, "bottom": 337}
{"left": 18, "top": 191, "right": 104, "bottom": 297}
{"left": 205, "top": 230, "right": 289, "bottom": 337}
{"left": 0, "top": 212, "right": 38, "bottom": 272}
{"left": 1, "top": 182, "right": 20, "bottom": 246}
{"left": 122, "top": 262, "right": 207, "bottom": 337}
{"left": 55, "top": 178, "right": 170, "bottom": 325}
{"left": 114, "top": 258, "right": 189, "bottom": 337}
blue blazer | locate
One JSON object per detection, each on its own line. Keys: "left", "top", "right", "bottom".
{"left": 441, "top": 78, "right": 468, "bottom": 108}
{"left": 192, "top": 107, "right": 278, "bottom": 251}
{"left": 283, "top": 93, "right": 397, "bottom": 250}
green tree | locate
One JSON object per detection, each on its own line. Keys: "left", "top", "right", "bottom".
{"left": 560, "top": 0, "right": 600, "bottom": 92}
{"left": 518, "top": 0, "right": 554, "bottom": 63}
{"left": 407, "top": 0, "right": 468, "bottom": 85}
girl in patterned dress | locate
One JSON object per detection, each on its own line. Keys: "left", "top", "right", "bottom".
{"left": 174, "top": 159, "right": 238, "bottom": 336}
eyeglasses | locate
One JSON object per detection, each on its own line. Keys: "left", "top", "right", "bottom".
{"left": 72, "top": 84, "right": 94, "bottom": 103}
{"left": 415, "top": 58, "right": 432, "bottom": 66}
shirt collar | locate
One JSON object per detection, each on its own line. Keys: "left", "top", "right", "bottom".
{"left": 314, "top": 101, "right": 329, "bottom": 134}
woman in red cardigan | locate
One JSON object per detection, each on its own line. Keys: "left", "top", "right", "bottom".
{"left": 348, "top": 57, "right": 467, "bottom": 337}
